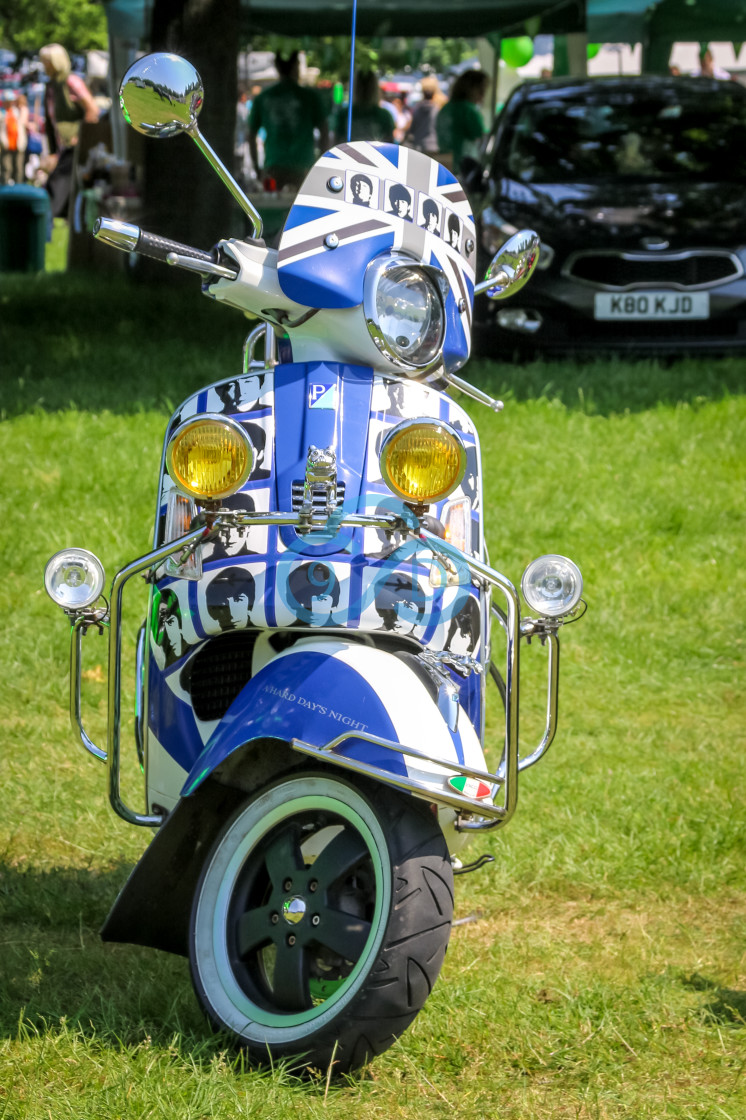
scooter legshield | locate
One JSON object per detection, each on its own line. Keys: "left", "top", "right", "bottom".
{"left": 181, "top": 637, "right": 483, "bottom": 799}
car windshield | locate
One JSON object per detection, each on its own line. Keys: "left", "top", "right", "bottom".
{"left": 501, "top": 84, "right": 746, "bottom": 183}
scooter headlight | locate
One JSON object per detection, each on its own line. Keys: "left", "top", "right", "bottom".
{"left": 364, "top": 254, "right": 444, "bottom": 372}
{"left": 521, "top": 554, "right": 583, "bottom": 618}
{"left": 380, "top": 418, "right": 466, "bottom": 505}
{"left": 44, "top": 548, "right": 105, "bottom": 610}
{"left": 166, "top": 414, "right": 253, "bottom": 501}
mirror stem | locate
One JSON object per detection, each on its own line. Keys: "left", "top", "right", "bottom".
{"left": 189, "top": 126, "right": 263, "bottom": 239}
{"left": 474, "top": 270, "right": 509, "bottom": 297}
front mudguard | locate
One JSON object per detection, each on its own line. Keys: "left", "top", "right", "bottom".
{"left": 102, "top": 638, "right": 491, "bottom": 956}
{"left": 181, "top": 637, "right": 487, "bottom": 805}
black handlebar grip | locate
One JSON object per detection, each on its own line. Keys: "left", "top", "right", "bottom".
{"left": 135, "top": 229, "right": 215, "bottom": 266}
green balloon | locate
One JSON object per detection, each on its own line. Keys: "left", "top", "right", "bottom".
{"left": 587, "top": 43, "right": 601, "bottom": 59}
{"left": 501, "top": 37, "right": 534, "bottom": 69}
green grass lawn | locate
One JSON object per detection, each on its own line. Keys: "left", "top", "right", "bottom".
{"left": 1, "top": 271, "right": 745, "bottom": 1119}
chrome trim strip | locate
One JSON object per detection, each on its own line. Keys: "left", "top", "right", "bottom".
{"left": 70, "top": 615, "right": 107, "bottom": 762}
{"left": 562, "top": 248, "right": 743, "bottom": 292}
{"left": 500, "top": 629, "right": 559, "bottom": 777}
{"left": 418, "top": 529, "right": 519, "bottom": 832}
{"left": 242, "top": 323, "right": 277, "bottom": 373}
{"left": 290, "top": 736, "right": 508, "bottom": 821}
{"left": 442, "top": 372, "right": 504, "bottom": 413}
{"left": 107, "top": 524, "right": 210, "bottom": 827}
{"left": 134, "top": 622, "right": 146, "bottom": 767}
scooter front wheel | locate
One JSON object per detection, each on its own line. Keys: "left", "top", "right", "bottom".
{"left": 188, "top": 769, "right": 454, "bottom": 1073}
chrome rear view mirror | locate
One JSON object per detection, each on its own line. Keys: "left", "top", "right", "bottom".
{"left": 475, "top": 230, "right": 541, "bottom": 300}
{"left": 120, "top": 52, "right": 204, "bottom": 138}
{"left": 119, "top": 52, "right": 262, "bottom": 236}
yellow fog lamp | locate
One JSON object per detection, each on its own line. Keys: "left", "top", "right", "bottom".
{"left": 166, "top": 414, "right": 253, "bottom": 501}
{"left": 44, "top": 548, "right": 106, "bottom": 611}
{"left": 521, "top": 554, "right": 583, "bottom": 618}
{"left": 380, "top": 418, "right": 466, "bottom": 506}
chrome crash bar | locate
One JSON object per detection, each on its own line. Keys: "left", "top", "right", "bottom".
{"left": 68, "top": 512, "right": 561, "bottom": 831}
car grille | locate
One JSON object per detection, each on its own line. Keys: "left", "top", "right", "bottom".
{"left": 565, "top": 252, "right": 742, "bottom": 290}
{"left": 291, "top": 479, "right": 346, "bottom": 512}
{"left": 190, "top": 631, "right": 257, "bottom": 722}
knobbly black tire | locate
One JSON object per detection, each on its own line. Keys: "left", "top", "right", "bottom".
{"left": 188, "top": 768, "right": 454, "bottom": 1073}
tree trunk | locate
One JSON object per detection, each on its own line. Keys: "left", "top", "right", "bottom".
{"left": 142, "top": 0, "right": 243, "bottom": 253}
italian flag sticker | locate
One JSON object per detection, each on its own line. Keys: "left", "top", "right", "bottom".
{"left": 449, "top": 775, "right": 492, "bottom": 800}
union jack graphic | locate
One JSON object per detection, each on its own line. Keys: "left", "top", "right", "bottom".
{"left": 276, "top": 142, "right": 476, "bottom": 342}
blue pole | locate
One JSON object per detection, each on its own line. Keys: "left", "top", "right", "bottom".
{"left": 346, "top": 0, "right": 358, "bottom": 142}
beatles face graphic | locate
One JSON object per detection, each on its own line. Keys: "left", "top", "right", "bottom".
{"left": 351, "top": 173, "right": 373, "bottom": 206}
{"left": 226, "top": 588, "right": 252, "bottom": 627}
{"left": 447, "top": 213, "right": 461, "bottom": 250}
{"left": 388, "top": 184, "right": 413, "bottom": 221}
{"left": 206, "top": 567, "right": 256, "bottom": 631}
{"left": 421, "top": 199, "right": 440, "bottom": 235}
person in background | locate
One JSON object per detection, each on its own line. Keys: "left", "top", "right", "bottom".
{"left": 39, "top": 43, "right": 99, "bottom": 217}
{"left": 693, "top": 46, "right": 731, "bottom": 79}
{"left": 389, "top": 92, "right": 412, "bottom": 143}
{"left": 379, "top": 87, "right": 398, "bottom": 130}
{"left": 436, "top": 68, "right": 489, "bottom": 174}
{"left": 333, "top": 70, "right": 394, "bottom": 144}
{"left": 234, "top": 88, "right": 250, "bottom": 181}
{"left": 0, "top": 91, "right": 28, "bottom": 184}
{"left": 248, "top": 51, "right": 328, "bottom": 190}
{"left": 404, "top": 76, "right": 441, "bottom": 155}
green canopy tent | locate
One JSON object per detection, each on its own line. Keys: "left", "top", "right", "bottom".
{"left": 587, "top": 0, "right": 746, "bottom": 71}
{"left": 104, "top": 0, "right": 585, "bottom": 40}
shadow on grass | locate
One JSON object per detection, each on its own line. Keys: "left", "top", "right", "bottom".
{"left": 1, "top": 273, "right": 245, "bottom": 419}
{"left": 2, "top": 273, "right": 745, "bottom": 419}
{"left": 682, "top": 972, "right": 746, "bottom": 1027}
{"left": 0, "top": 860, "right": 208, "bottom": 1049}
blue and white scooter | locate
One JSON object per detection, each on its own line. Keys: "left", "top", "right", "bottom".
{"left": 44, "top": 54, "right": 585, "bottom": 1072}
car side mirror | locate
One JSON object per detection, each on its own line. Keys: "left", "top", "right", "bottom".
{"left": 459, "top": 156, "right": 486, "bottom": 194}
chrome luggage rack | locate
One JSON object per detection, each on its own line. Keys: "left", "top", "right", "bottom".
{"left": 67, "top": 510, "right": 561, "bottom": 832}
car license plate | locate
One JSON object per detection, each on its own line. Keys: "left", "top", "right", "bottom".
{"left": 594, "top": 291, "right": 710, "bottom": 320}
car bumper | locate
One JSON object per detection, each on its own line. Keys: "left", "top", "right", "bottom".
{"left": 474, "top": 268, "right": 746, "bottom": 354}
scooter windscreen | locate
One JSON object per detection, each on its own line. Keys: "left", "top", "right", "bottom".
{"left": 277, "top": 142, "right": 476, "bottom": 374}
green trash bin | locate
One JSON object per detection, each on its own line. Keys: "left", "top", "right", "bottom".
{"left": 0, "top": 184, "right": 51, "bottom": 273}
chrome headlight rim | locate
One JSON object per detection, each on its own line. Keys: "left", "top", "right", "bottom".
{"left": 165, "top": 413, "right": 254, "bottom": 502}
{"left": 379, "top": 416, "right": 468, "bottom": 505}
{"left": 521, "top": 553, "right": 583, "bottom": 618}
{"left": 363, "top": 251, "right": 446, "bottom": 375}
{"left": 44, "top": 547, "right": 106, "bottom": 611}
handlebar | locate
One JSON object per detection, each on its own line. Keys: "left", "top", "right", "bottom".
{"left": 92, "top": 218, "right": 238, "bottom": 280}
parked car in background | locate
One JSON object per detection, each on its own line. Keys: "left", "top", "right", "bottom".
{"left": 470, "top": 75, "right": 746, "bottom": 354}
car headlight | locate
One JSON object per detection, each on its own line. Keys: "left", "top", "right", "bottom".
{"left": 380, "top": 418, "right": 466, "bottom": 505}
{"left": 166, "top": 414, "right": 253, "bottom": 501}
{"left": 44, "top": 548, "right": 106, "bottom": 610}
{"left": 364, "top": 253, "right": 445, "bottom": 372}
{"left": 521, "top": 554, "right": 583, "bottom": 618}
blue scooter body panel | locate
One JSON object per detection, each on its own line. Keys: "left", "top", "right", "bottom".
{"left": 180, "top": 638, "right": 484, "bottom": 801}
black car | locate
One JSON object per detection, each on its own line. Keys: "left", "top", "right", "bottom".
{"left": 470, "top": 75, "right": 746, "bottom": 354}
